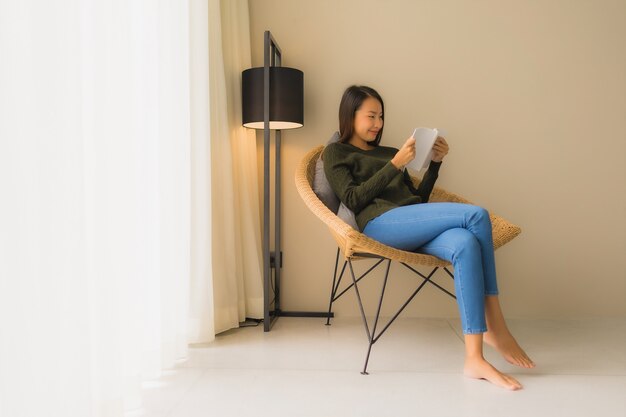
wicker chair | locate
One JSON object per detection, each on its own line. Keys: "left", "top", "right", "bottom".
{"left": 294, "top": 145, "right": 522, "bottom": 374}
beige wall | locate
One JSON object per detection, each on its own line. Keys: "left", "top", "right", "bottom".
{"left": 247, "top": 0, "right": 626, "bottom": 318}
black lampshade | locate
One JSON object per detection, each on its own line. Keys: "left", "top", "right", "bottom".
{"left": 242, "top": 67, "right": 304, "bottom": 130}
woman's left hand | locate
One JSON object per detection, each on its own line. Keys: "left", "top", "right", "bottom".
{"left": 431, "top": 136, "right": 449, "bottom": 162}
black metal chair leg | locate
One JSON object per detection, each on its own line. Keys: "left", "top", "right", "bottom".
{"left": 360, "top": 259, "right": 392, "bottom": 375}
{"left": 347, "top": 259, "right": 372, "bottom": 346}
{"left": 337, "top": 255, "right": 456, "bottom": 375}
{"left": 361, "top": 342, "right": 374, "bottom": 375}
{"left": 326, "top": 248, "right": 341, "bottom": 325}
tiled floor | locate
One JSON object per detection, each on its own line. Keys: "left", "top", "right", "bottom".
{"left": 128, "top": 317, "right": 626, "bottom": 417}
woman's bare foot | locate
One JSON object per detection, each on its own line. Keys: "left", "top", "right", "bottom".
{"left": 464, "top": 356, "right": 523, "bottom": 390}
{"left": 483, "top": 330, "right": 535, "bottom": 369}
{"left": 483, "top": 296, "right": 535, "bottom": 369}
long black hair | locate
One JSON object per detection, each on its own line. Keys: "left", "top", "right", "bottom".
{"left": 338, "top": 85, "right": 385, "bottom": 146}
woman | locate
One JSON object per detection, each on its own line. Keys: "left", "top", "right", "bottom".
{"left": 323, "top": 85, "right": 535, "bottom": 390}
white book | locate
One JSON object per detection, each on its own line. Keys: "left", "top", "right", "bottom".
{"left": 405, "top": 127, "right": 441, "bottom": 171}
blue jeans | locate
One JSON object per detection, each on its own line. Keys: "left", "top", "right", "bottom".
{"left": 362, "top": 203, "right": 498, "bottom": 334}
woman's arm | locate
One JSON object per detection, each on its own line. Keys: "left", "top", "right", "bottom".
{"left": 404, "top": 135, "right": 448, "bottom": 201}
{"left": 403, "top": 160, "right": 442, "bottom": 202}
{"left": 323, "top": 144, "right": 400, "bottom": 213}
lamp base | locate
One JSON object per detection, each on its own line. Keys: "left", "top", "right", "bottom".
{"left": 264, "top": 310, "right": 334, "bottom": 331}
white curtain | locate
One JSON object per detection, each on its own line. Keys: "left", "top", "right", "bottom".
{"left": 0, "top": 0, "right": 191, "bottom": 416}
{"left": 0, "top": 0, "right": 261, "bottom": 414}
{"left": 219, "top": 0, "right": 264, "bottom": 328}
{"left": 189, "top": 0, "right": 263, "bottom": 341}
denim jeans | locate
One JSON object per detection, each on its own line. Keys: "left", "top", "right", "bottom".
{"left": 362, "top": 203, "right": 498, "bottom": 334}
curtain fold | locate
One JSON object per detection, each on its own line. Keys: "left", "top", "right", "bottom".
{"left": 194, "top": 0, "right": 262, "bottom": 339}
{"left": 0, "top": 0, "right": 259, "bottom": 415}
{"left": 0, "top": 0, "right": 191, "bottom": 415}
{"left": 220, "top": 0, "right": 264, "bottom": 323}
{"left": 189, "top": 0, "right": 215, "bottom": 343}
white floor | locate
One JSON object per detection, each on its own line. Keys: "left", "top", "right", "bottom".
{"left": 129, "top": 316, "right": 626, "bottom": 417}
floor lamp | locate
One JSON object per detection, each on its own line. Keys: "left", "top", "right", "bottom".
{"left": 242, "top": 31, "right": 329, "bottom": 331}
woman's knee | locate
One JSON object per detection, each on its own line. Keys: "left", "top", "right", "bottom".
{"left": 444, "top": 228, "right": 481, "bottom": 254}
{"left": 465, "top": 205, "right": 490, "bottom": 227}
{"left": 466, "top": 204, "right": 488, "bottom": 218}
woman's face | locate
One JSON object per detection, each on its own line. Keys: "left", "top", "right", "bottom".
{"left": 352, "top": 97, "right": 383, "bottom": 143}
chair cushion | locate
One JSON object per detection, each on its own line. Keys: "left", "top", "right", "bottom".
{"left": 312, "top": 132, "right": 341, "bottom": 213}
{"left": 313, "top": 159, "right": 340, "bottom": 213}
{"left": 337, "top": 202, "right": 359, "bottom": 231}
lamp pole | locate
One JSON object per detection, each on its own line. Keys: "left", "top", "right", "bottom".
{"left": 262, "top": 31, "right": 278, "bottom": 331}
{"left": 244, "top": 31, "right": 331, "bottom": 332}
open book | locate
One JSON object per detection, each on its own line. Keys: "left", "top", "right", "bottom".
{"left": 405, "top": 127, "right": 443, "bottom": 171}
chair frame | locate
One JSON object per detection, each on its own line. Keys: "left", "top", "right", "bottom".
{"left": 295, "top": 145, "right": 521, "bottom": 375}
{"left": 326, "top": 248, "right": 457, "bottom": 374}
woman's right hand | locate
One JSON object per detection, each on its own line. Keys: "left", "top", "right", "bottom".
{"left": 391, "top": 137, "right": 416, "bottom": 170}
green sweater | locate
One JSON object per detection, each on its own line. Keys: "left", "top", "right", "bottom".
{"left": 323, "top": 141, "right": 442, "bottom": 231}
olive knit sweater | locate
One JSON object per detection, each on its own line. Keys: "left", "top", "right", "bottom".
{"left": 323, "top": 141, "right": 442, "bottom": 231}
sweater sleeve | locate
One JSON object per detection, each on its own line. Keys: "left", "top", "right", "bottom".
{"left": 403, "top": 160, "right": 442, "bottom": 203}
{"left": 323, "top": 144, "right": 401, "bottom": 213}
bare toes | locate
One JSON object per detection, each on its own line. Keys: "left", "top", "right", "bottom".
{"left": 503, "top": 374, "right": 523, "bottom": 390}
{"left": 506, "top": 354, "right": 532, "bottom": 368}
{"left": 485, "top": 332, "right": 535, "bottom": 369}
{"left": 503, "top": 349, "right": 535, "bottom": 369}
{"left": 464, "top": 358, "right": 524, "bottom": 390}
